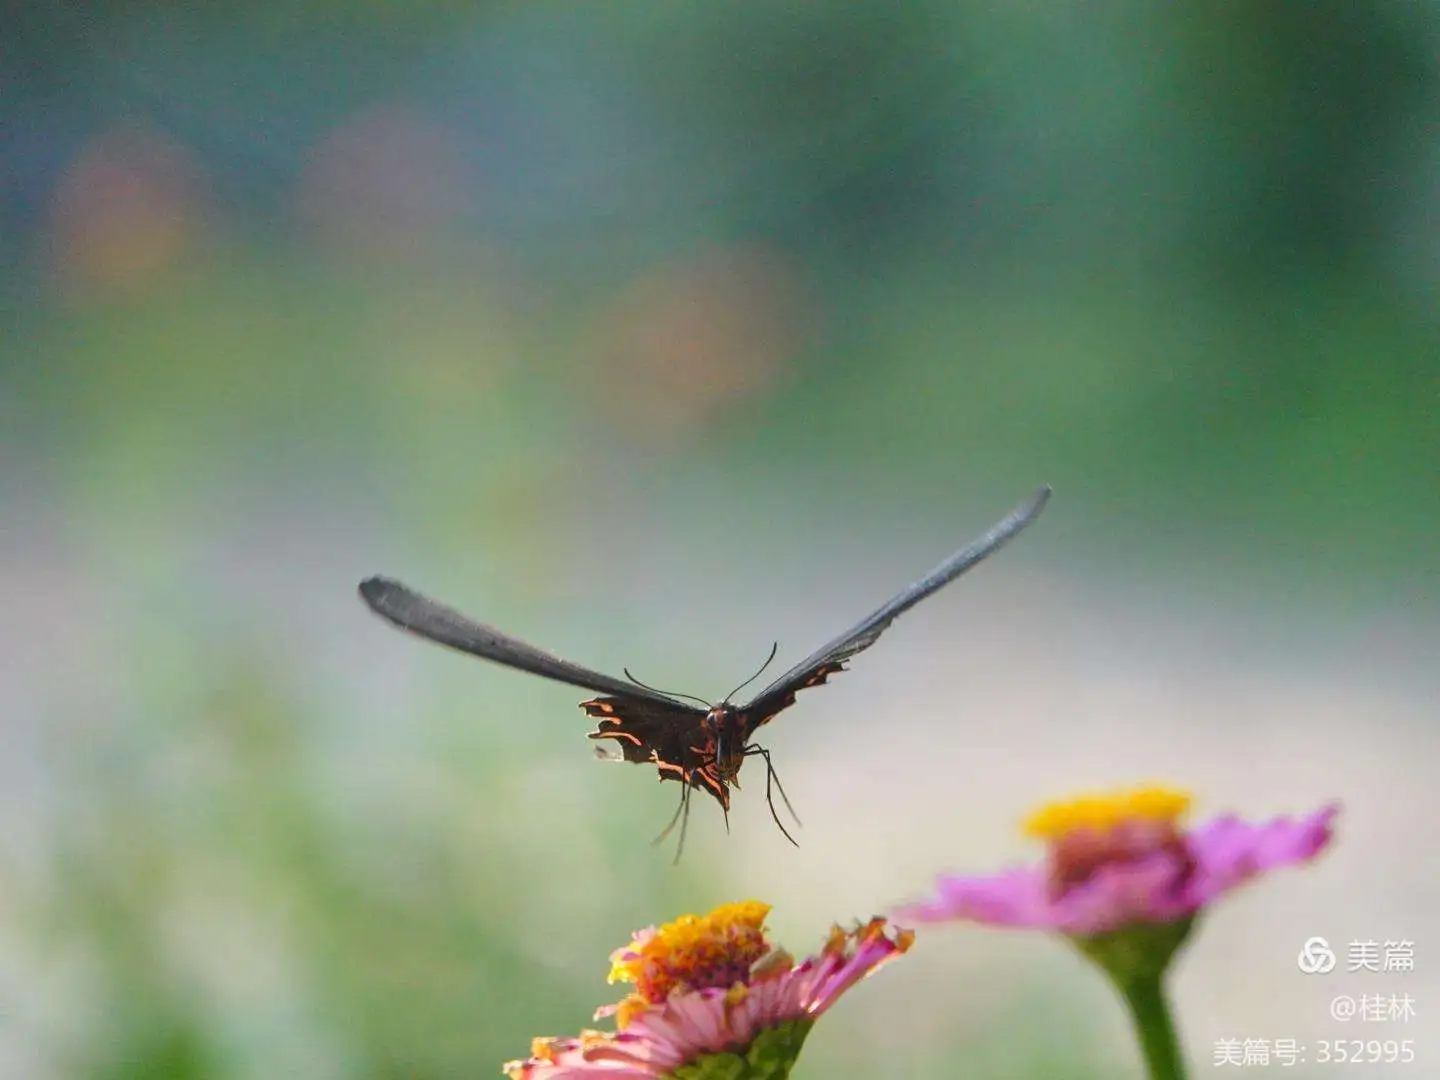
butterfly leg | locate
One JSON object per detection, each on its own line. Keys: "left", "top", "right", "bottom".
{"left": 652, "top": 781, "right": 689, "bottom": 845}
{"left": 745, "top": 746, "right": 800, "bottom": 848}
{"left": 649, "top": 780, "right": 695, "bottom": 864}
{"left": 672, "top": 782, "right": 692, "bottom": 864}
{"left": 746, "top": 745, "right": 802, "bottom": 829}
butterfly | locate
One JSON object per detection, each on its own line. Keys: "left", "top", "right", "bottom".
{"left": 359, "top": 485, "right": 1050, "bottom": 858}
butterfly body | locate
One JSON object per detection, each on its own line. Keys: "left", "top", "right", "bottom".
{"left": 358, "top": 486, "right": 1051, "bottom": 855}
{"left": 580, "top": 684, "right": 834, "bottom": 810}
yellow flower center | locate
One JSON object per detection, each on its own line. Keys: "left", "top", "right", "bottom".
{"left": 1023, "top": 784, "right": 1194, "bottom": 898}
{"left": 1023, "top": 784, "right": 1191, "bottom": 840}
{"left": 606, "top": 900, "right": 773, "bottom": 1025}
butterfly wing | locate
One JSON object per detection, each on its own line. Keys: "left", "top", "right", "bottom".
{"left": 358, "top": 576, "right": 692, "bottom": 709}
{"left": 583, "top": 696, "right": 727, "bottom": 808}
{"left": 736, "top": 486, "right": 1052, "bottom": 727}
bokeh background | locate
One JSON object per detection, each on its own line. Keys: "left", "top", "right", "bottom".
{"left": 4, "top": 4, "right": 1437, "bottom": 1078}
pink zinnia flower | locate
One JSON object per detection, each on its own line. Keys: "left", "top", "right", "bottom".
{"left": 896, "top": 784, "right": 1338, "bottom": 938}
{"left": 896, "top": 785, "right": 1339, "bottom": 1080}
{"left": 503, "top": 901, "right": 912, "bottom": 1079}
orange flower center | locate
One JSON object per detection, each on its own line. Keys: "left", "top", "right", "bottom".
{"left": 606, "top": 900, "right": 774, "bottom": 1025}
{"left": 1023, "top": 784, "right": 1193, "bottom": 895}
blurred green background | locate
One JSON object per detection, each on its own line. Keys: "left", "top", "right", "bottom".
{"left": 4, "top": 4, "right": 1437, "bottom": 1078}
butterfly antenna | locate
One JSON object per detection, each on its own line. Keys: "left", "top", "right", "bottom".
{"left": 622, "top": 668, "right": 711, "bottom": 711}
{"left": 624, "top": 668, "right": 711, "bottom": 709}
{"left": 722, "top": 641, "right": 780, "bottom": 704}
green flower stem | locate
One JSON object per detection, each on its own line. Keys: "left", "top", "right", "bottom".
{"left": 1119, "top": 976, "right": 1188, "bottom": 1080}
{"left": 1070, "top": 918, "right": 1196, "bottom": 1080}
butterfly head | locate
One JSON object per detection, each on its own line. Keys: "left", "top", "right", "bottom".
{"left": 703, "top": 703, "right": 749, "bottom": 784}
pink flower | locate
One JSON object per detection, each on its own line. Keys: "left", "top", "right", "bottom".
{"left": 896, "top": 785, "right": 1339, "bottom": 937}
{"left": 503, "top": 901, "right": 912, "bottom": 1079}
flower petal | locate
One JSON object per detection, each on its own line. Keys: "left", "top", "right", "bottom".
{"left": 1188, "top": 803, "right": 1338, "bottom": 896}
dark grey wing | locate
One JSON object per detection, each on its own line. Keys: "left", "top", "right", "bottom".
{"left": 737, "top": 486, "right": 1052, "bottom": 723}
{"left": 358, "top": 576, "right": 691, "bottom": 709}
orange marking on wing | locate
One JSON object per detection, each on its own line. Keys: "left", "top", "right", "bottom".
{"left": 696, "top": 768, "right": 725, "bottom": 798}
{"left": 588, "top": 728, "right": 643, "bottom": 746}
{"left": 804, "top": 663, "right": 844, "bottom": 687}
{"left": 696, "top": 767, "right": 732, "bottom": 809}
